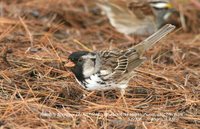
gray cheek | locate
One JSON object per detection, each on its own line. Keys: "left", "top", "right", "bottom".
{"left": 82, "top": 59, "right": 96, "bottom": 78}
{"left": 94, "top": 55, "right": 101, "bottom": 72}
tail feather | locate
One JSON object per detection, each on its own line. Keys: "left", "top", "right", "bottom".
{"left": 133, "top": 24, "right": 175, "bottom": 55}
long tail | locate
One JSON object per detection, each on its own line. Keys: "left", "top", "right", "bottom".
{"left": 133, "top": 24, "right": 175, "bottom": 55}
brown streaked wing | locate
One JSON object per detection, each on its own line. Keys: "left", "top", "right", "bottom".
{"left": 99, "top": 49, "right": 141, "bottom": 75}
{"left": 99, "top": 50, "right": 120, "bottom": 74}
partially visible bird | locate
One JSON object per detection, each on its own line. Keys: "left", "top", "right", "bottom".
{"left": 65, "top": 24, "right": 175, "bottom": 102}
{"left": 96, "top": 0, "right": 177, "bottom": 38}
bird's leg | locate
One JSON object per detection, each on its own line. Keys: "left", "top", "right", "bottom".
{"left": 116, "top": 89, "right": 128, "bottom": 109}
{"left": 125, "top": 34, "right": 135, "bottom": 43}
{"left": 101, "top": 91, "right": 106, "bottom": 103}
{"left": 121, "top": 89, "right": 128, "bottom": 109}
{"left": 125, "top": 34, "right": 143, "bottom": 44}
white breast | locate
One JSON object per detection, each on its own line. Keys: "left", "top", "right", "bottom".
{"left": 76, "top": 74, "right": 128, "bottom": 91}
{"left": 84, "top": 74, "right": 104, "bottom": 90}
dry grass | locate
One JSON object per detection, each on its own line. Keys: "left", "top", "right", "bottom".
{"left": 0, "top": 0, "right": 200, "bottom": 128}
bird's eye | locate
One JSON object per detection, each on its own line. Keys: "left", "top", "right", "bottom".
{"left": 78, "top": 58, "right": 83, "bottom": 63}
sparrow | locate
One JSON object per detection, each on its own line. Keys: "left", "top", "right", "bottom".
{"left": 65, "top": 24, "right": 175, "bottom": 97}
{"left": 96, "top": 0, "right": 177, "bottom": 36}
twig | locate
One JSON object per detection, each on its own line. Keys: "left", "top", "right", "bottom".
{"left": 47, "top": 37, "right": 62, "bottom": 63}
{"left": 73, "top": 39, "right": 92, "bottom": 52}
{"left": 135, "top": 69, "right": 185, "bottom": 90}
{"left": 190, "top": 0, "right": 200, "bottom": 10}
{"left": 19, "top": 17, "right": 33, "bottom": 49}
{"left": 2, "top": 47, "right": 12, "bottom": 67}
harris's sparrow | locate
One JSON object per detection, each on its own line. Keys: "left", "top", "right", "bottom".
{"left": 96, "top": 0, "right": 177, "bottom": 36}
{"left": 65, "top": 24, "right": 175, "bottom": 95}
